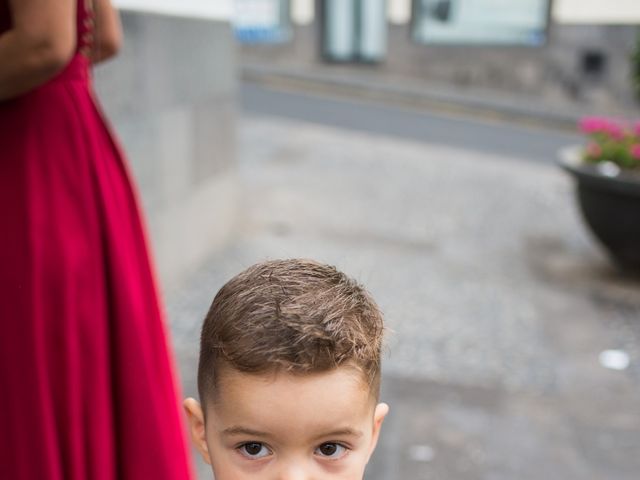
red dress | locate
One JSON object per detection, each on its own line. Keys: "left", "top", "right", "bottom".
{"left": 0, "top": 2, "right": 193, "bottom": 479}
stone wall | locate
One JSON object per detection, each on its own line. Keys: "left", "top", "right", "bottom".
{"left": 241, "top": 18, "right": 639, "bottom": 112}
{"left": 95, "top": 10, "right": 238, "bottom": 289}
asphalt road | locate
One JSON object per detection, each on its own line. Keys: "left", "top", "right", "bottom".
{"left": 240, "top": 81, "right": 582, "bottom": 164}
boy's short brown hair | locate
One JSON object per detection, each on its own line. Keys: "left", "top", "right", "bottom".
{"left": 197, "top": 259, "right": 384, "bottom": 404}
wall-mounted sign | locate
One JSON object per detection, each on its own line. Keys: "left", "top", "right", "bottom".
{"left": 412, "top": 0, "right": 550, "bottom": 46}
{"left": 234, "top": 0, "right": 291, "bottom": 43}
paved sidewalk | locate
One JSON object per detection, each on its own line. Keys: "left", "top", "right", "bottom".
{"left": 167, "top": 114, "right": 640, "bottom": 479}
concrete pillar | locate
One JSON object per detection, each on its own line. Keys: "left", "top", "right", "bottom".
{"left": 95, "top": 5, "right": 238, "bottom": 288}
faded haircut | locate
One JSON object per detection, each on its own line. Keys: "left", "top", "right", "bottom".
{"left": 197, "top": 259, "right": 384, "bottom": 404}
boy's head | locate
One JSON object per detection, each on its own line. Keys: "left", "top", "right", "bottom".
{"left": 184, "top": 259, "right": 388, "bottom": 479}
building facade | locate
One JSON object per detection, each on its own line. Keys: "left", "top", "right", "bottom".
{"left": 239, "top": 0, "right": 640, "bottom": 112}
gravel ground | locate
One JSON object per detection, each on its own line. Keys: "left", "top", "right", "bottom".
{"left": 166, "top": 114, "right": 640, "bottom": 479}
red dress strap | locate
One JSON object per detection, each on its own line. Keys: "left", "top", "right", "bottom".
{"left": 77, "top": 0, "right": 96, "bottom": 58}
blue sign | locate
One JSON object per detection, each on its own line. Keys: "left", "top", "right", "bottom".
{"left": 234, "top": 0, "right": 290, "bottom": 44}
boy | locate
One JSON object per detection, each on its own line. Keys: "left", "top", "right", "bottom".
{"left": 184, "top": 259, "right": 389, "bottom": 479}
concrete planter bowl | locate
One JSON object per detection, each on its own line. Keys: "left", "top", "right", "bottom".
{"left": 559, "top": 146, "right": 640, "bottom": 272}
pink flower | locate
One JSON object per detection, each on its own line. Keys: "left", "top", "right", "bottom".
{"left": 607, "top": 123, "right": 626, "bottom": 140}
{"left": 586, "top": 142, "right": 602, "bottom": 158}
{"left": 579, "top": 117, "right": 627, "bottom": 140}
{"left": 631, "top": 144, "right": 640, "bottom": 160}
{"left": 579, "top": 117, "right": 608, "bottom": 134}
{"left": 634, "top": 122, "right": 640, "bottom": 137}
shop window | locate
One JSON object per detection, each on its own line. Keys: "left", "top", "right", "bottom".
{"left": 411, "top": 0, "right": 550, "bottom": 46}
{"left": 234, "top": 0, "right": 292, "bottom": 43}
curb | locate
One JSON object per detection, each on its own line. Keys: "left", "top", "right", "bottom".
{"left": 241, "top": 63, "right": 593, "bottom": 132}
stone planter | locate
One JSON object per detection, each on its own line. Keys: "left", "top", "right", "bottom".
{"left": 559, "top": 146, "right": 640, "bottom": 272}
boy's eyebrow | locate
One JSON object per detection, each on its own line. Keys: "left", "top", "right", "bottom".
{"left": 313, "top": 428, "right": 364, "bottom": 440}
{"left": 222, "top": 426, "right": 272, "bottom": 438}
{"left": 221, "top": 426, "right": 364, "bottom": 439}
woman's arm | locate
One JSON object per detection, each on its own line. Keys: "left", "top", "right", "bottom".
{"left": 91, "top": 0, "right": 122, "bottom": 64}
{"left": 0, "top": 0, "right": 76, "bottom": 101}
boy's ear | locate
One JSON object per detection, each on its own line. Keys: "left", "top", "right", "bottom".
{"left": 183, "top": 398, "right": 212, "bottom": 465}
{"left": 367, "top": 402, "right": 389, "bottom": 462}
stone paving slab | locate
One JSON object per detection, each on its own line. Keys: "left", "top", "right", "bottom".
{"left": 370, "top": 376, "right": 640, "bottom": 480}
{"left": 166, "top": 114, "right": 640, "bottom": 479}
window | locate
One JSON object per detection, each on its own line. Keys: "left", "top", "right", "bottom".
{"left": 412, "top": 0, "right": 550, "bottom": 46}
{"left": 234, "top": 0, "right": 291, "bottom": 43}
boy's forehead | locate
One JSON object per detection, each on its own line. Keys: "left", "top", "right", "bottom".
{"left": 207, "top": 366, "right": 375, "bottom": 430}
{"left": 213, "top": 362, "right": 370, "bottom": 394}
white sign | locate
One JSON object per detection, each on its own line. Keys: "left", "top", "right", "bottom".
{"left": 234, "top": 0, "right": 282, "bottom": 29}
{"left": 234, "top": 0, "right": 290, "bottom": 43}
{"left": 413, "top": 0, "right": 550, "bottom": 46}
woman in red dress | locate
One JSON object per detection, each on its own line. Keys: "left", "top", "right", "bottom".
{"left": 0, "top": 1, "right": 193, "bottom": 478}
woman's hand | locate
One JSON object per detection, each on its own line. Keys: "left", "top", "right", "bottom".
{"left": 0, "top": 0, "right": 75, "bottom": 101}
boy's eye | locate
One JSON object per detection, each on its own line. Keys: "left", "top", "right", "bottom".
{"left": 238, "top": 442, "right": 271, "bottom": 459}
{"left": 315, "top": 442, "right": 347, "bottom": 459}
